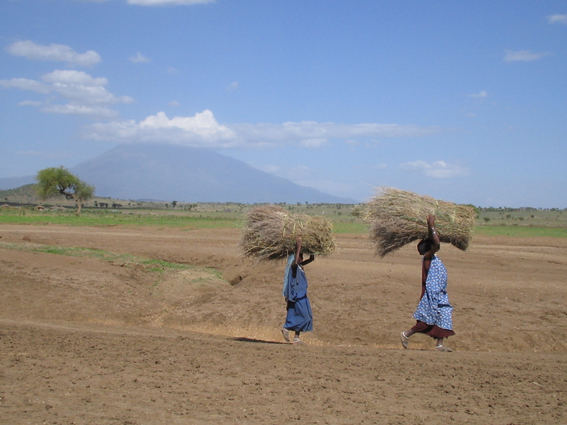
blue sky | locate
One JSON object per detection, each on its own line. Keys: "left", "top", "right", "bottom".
{"left": 1, "top": 0, "right": 566, "bottom": 207}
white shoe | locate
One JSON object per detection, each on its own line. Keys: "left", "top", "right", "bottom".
{"left": 400, "top": 331, "right": 409, "bottom": 349}
{"left": 281, "top": 327, "right": 290, "bottom": 343}
{"left": 435, "top": 345, "right": 453, "bottom": 352}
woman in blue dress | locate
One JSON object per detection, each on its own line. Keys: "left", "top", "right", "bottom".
{"left": 401, "top": 215, "right": 455, "bottom": 352}
{"left": 281, "top": 237, "right": 314, "bottom": 344}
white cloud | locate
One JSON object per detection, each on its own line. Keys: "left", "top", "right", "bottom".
{"left": 227, "top": 81, "right": 239, "bottom": 92}
{"left": 231, "top": 120, "right": 437, "bottom": 147}
{"left": 300, "top": 138, "right": 327, "bottom": 148}
{"left": 129, "top": 52, "right": 150, "bottom": 63}
{"left": 469, "top": 90, "right": 488, "bottom": 99}
{"left": 42, "top": 69, "right": 106, "bottom": 86}
{"left": 88, "top": 110, "right": 237, "bottom": 146}
{"left": 6, "top": 40, "right": 101, "bottom": 67}
{"left": 42, "top": 70, "right": 133, "bottom": 105}
{"left": 138, "top": 110, "right": 228, "bottom": 136}
{"left": 127, "top": 0, "right": 214, "bottom": 5}
{"left": 18, "top": 100, "right": 42, "bottom": 107}
{"left": 42, "top": 104, "right": 117, "bottom": 118}
{"left": 401, "top": 160, "right": 468, "bottom": 179}
{"left": 1, "top": 69, "right": 132, "bottom": 117}
{"left": 86, "top": 110, "right": 439, "bottom": 148}
{"left": 548, "top": 14, "right": 567, "bottom": 24}
{"left": 168, "top": 100, "right": 180, "bottom": 107}
{"left": 0, "top": 78, "right": 50, "bottom": 94}
{"left": 504, "top": 50, "right": 549, "bottom": 62}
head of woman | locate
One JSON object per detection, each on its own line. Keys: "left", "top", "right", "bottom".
{"left": 417, "top": 238, "right": 434, "bottom": 256}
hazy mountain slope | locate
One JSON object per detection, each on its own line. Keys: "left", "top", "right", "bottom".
{"left": 0, "top": 176, "right": 35, "bottom": 190}
{"left": 66, "top": 144, "right": 351, "bottom": 203}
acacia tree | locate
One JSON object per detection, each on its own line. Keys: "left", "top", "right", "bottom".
{"left": 36, "top": 167, "right": 95, "bottom": 215}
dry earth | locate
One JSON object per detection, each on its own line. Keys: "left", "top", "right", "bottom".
{"left": 0, "top": 224, "right": 566, "bottom": 425}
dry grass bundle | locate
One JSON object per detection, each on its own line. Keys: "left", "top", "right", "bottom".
{"left": 364, "top": 187, "right": 476, "bottom": 256}
{"left": 240, "top": 205, "right": 335, "bottom": 260}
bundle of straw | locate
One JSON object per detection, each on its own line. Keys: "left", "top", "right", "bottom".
{"left": 240, "top": 205, "right": 335, "bottom": 260}
{"left": 363, "top": 187, "right": 476, "bottom": 257}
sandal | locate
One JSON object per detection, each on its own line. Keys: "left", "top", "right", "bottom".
{"left": 435, "top": 345, "right": 453, "bottom": 352}
{"left": 281, "top": 327, "right": 290, "bottom": 343}
{"left": 400, "top": 331, "right": 409, "bottom": 349}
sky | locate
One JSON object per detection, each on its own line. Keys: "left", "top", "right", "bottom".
{"left": 1, "top": 0, "right": 566, "bottom": 208}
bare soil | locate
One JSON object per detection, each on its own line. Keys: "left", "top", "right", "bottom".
{"left": 0, "top": 224, "right": 566, "bottom": 425}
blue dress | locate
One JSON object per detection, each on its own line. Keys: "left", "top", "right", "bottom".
{"left": 413, "top": 255, "right": 454, "bottom": 332}
{"left": 283, "top": 263, "right": 313, "bottom": 332}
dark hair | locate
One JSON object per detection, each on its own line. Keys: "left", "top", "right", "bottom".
{"left": 417, "top": 238, "right": 433, "bottom": 255}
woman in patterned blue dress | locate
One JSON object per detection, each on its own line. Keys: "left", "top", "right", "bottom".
{"left": 281, "top": 237, "right": 314, "bottom": 344}
{"left": 401, "top": 215, "right": 455, "bottom": 352}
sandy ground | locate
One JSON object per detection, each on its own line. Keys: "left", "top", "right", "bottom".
{"left": 0, "top": 223, "right": 565, "bottom": 425}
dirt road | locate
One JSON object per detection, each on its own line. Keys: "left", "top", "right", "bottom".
{"left": 1, "top": 224, "right": 565, "bottom": 424}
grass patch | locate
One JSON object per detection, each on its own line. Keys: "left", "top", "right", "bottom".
{"left": 141, "top": 258, "right": 190, "bottom": 273}
{"left": 3, "top": 205, "right": 566, "bottom": 239}
{"left": 0, "top": 207, "right": 367, "bottom": 233}
{"left": 203, "top": 267, "right": 224, "bottom": 280}
{"left": 474, "top": 226, "right": 567, "bottom": 238}
{"left": 0, "top": 242, "right": 126, "bottom": 261}
{"left": 0, "top": 241, "right": 226, "bottom": 280}
{"left": 0, "top": 209, "right": 242, "bottom": 229}
{"left": 331, "top": 220, "right": 368, "bottom": 234}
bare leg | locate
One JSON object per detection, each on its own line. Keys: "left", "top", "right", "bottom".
{"left": 405, "top": 328, "right": 417, "bottom": 337}
{"left": 435, "top": 337, "right": 453, "bottom": 352}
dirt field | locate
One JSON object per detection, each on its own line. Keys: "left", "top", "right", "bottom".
{"left": 1, "top": 224, "right": 566, "bottom": 425}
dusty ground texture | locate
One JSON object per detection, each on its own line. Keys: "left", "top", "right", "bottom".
{"left": 0, "top": 224, "right": 566, "bottom": 425}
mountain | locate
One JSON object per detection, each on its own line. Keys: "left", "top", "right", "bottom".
{"left": 0, "top": 176, "right": 35, "bottom": 190}
{"left": 0, "top": 144, "right": 351, "bottom": 204}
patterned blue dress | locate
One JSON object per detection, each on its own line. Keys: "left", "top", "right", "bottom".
{"left": 413, "top": 255, "right": 455, "bottom": 337}
{"left": 283, "top": 263, "right": 313, "bottom": 332}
